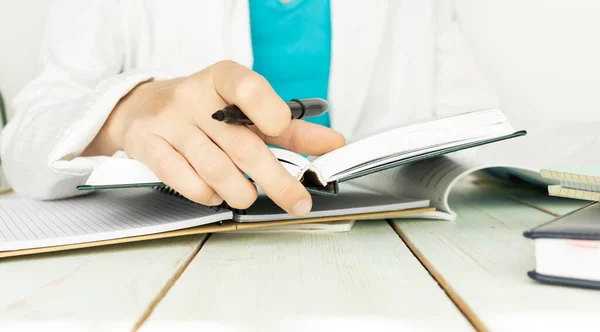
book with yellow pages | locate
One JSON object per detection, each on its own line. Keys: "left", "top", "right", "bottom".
{"left": 541, "top": 165, "right": 600, "bottom": 201}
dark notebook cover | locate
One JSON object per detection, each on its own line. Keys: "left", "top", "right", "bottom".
{"left": 523, "top": 202, "right": 600, "bottom": 240}
{"left": 527, "top": 271, "right": 600, "bottom": 290}
{"left": 524, "top": 202, "right": 600, "bottom": 289}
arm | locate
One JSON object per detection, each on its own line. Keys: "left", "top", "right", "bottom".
{"left": 433, "top": 0, "right": 500, "bottom": 117}
{"left": 0, "top": 0, "right": 163, "bottom": 200}
{"left": 0, "top": 0, "right": 345, "bottom": 216}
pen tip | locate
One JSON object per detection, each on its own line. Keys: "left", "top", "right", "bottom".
{"left": 212, "top": 111, "right": 225, "bottom": 121}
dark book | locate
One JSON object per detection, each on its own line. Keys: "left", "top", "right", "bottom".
{"left": 524, "top": 202, "right": 600, "bottom": 289}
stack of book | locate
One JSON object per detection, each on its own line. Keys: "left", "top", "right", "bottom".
{"left": 524, "top": 202, "right": 600, "bottom": 289}
{"left": 541, "top": 166, "right": 600, "bottom": 201}
{"left": 524, "top": 166, "right": 600, "bottom": 289}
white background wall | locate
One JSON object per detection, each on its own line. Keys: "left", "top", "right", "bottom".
{"left": 0, "top": 0, "right": 55, "bottom": 118}
{"left": 457, "top": 0, "right": 600, "bottom": 127}
{"left": 0, "top": 0, "right": 599, "bottom": 127}
{"left": 455, "top": 0, "right": 600, "bottom": 166}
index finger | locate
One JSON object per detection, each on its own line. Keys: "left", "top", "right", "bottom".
{"left": 207, "top": 60, "right": 291, "bottom": 137}
{"left": 250, "top": 120, "right": 346, "bottom": 156}
{"left": 199, "top": 118, "right": 312, "bottom": 216}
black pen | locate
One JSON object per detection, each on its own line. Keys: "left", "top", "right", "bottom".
{"left": 211, "top": 98, "right": 328, "bottom": 125}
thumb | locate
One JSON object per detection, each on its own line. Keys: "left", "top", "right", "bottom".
{"left": 253, "top": 120, "right": 346, "bottom": 156}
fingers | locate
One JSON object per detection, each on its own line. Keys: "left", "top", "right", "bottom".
{"left": 119, "top": 61, "right": 319, "bottom": 215}
{"left": 251, "top": 120, "right": 346, "bottom": 156}
{"left": 208, "top": 60, "right": 291, "bottom": 136}
{"left": 127, "top": 134, "right": 224, "bottom": 206}
{"left": 167, "top": 125, "right": 258, "bottom": 209}
{"left": 201, "top": 121, "right": 313, "bottom": 216}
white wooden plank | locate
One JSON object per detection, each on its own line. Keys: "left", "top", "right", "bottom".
{"left": 140, "top": 220, "right": 473, "bottom": 331}
{"left": 470, "top": 176, "right": 588, "bottom": 216}
{"left": 392, "top": 182, "right": 600, "bottom": 332}
{"left": 506, "top": 188, "right": 588, "bottom": 216}
{"left": 0, "top": 231, "right": 207, "bottom": 330}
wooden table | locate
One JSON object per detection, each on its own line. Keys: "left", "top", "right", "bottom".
{"left": 0, "top": 180, "right": 598, "bottom": 331}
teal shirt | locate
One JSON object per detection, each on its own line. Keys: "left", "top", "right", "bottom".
{"left": 249, "top": 0, "right": 331, "bottom": 127}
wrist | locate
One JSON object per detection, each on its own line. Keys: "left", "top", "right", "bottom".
{"left": 83, "top": 80, "right": 155, "bottom": 156}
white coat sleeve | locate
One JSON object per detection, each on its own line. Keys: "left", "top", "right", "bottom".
{"left": 433, "top": 1, "right": 500, "bottom": 118}
{"left": 0, "top": 0, "right": 167, "bottom": 200}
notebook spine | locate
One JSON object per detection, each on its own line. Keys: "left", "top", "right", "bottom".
{"left": 152, "top": 185, "right": 227, "bottom": 212}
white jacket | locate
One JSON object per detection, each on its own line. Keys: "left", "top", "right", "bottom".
{"left": 0, "top": 0, "right": 498, "bottom": 199}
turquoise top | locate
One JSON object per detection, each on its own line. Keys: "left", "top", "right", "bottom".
{"left": 249, "top": 0, "right": 331, "bottom": 127}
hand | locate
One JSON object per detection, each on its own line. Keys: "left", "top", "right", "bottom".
{"left": 83, "top": 61, "right": 345, "bottom": 215}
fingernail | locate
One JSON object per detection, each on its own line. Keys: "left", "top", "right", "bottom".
{"left": 210, "top": 194, "right": 224, "bottom": 206}
{"left": 292, "top": 198, "right": 312, "bottom": 216}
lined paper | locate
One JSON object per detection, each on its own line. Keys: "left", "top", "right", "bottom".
{"left": 0, "top": 189, "right": 232, "bottom": 251}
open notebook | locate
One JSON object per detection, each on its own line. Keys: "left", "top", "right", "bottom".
{"left": 0, "top": 183, "right": 430, "bottom": 256}
{"left": 351, "top": 153, "right": 556, "bottom": 220}
{"left": 78, "top": 109, "right": 526, "bottom": 195}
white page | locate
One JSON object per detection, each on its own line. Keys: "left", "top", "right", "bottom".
{"left": 83, "top": 110, "right": 517, "bottom": 190}
{"left": 329, "top": 131, "right": 504, "bottom": 182}
{"left": 84, "top": 148, "right": 308, "bottom": 187}
{"left": 311, "top": 109, "right": 515, "bottom": 181}
{"left": 85, "top": 158, "right": 161, "bottom": 186}
{"left": 269, "top": 148, "right": 310, "bottom": 169}
{"left": 0, "top": 189, "right": 232, "bottom": 251}
{"left": 235, "top": 182, "right": 429, "bottom": 222}
{"left": 352, "top": 154, "right": 548, "bottom": 220}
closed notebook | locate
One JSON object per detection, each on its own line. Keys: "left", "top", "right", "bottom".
{"left": 0, "top": 182, "right": 431, "bottom": 257}
{"left": 78, "top": 109, "right": 525, "bottom": 195}
{"left": 523, "top": 202, "right": 600, "bottom": 289}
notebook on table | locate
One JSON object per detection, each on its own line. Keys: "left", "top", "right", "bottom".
{"left": 0, "top": 182, "right": 432, "bottom": 258}
{"left": 78, "top": 109, "right": 526, "bottom": 196}
{"left": 524, "top": 202, "right": 600, "bottom": 289}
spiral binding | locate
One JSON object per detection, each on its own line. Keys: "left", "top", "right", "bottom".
{"left": 152, "top": 185, "right": 228, "bottom": 213}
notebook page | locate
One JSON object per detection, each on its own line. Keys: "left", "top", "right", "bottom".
{"left": 84, "top": 148, "right": 308, "bottom": 187}
{"left": 0, "top": 189, "right": 232, "bottom": 251}
{"left": 328, "top": 131, "right": 503, "bottom": 181}
{"left": 85, "top": 158, "right": 161, "bottom": 186}
{"left": 352, "top": 154, "right": 544, "bottom": 220}
{"left": 234, "top": 182, "right": 429, "bottom": 222}
{"left": 270, "top": 148, "right": 311, "bottom": 169}
{"left": 312, "top": 109, "right": 514, "bottom": 181}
